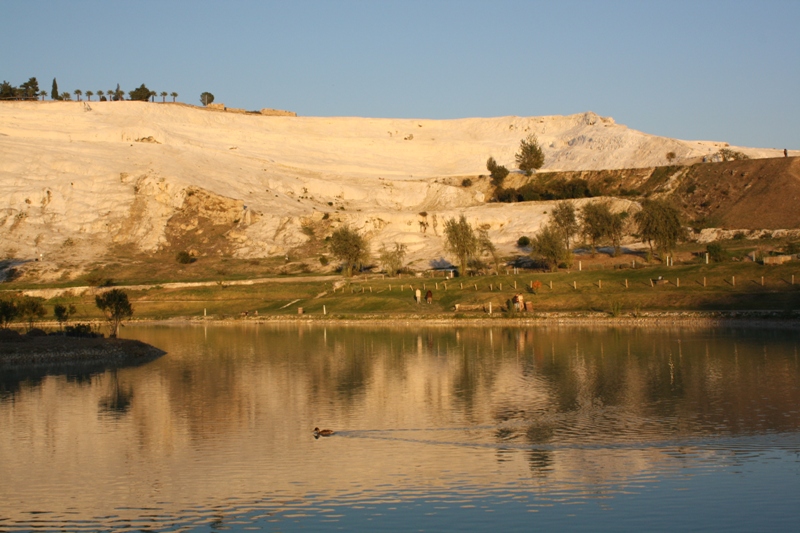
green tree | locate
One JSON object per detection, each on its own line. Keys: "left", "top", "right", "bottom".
{"left": 39, "top": 90, "right": 47, "bottom": 100}
{"left": 378, "top": 242, "right": 407, "bottom": 276}
{"left": 20, "top": 77, "right": 39, "bottom": 99}
{"left": 551, "top": 200, "right": 579, "bottom": 251}
{"left": 486, "top": 157, "right": 509, "bottom": 188}
{"left": 60, "top": 92, "right": 71, "bottom": 100}
{"left": 128, "top": 83, "right": 152, "bottom": 101}
{"left": 0, "top": 81, "right": 15, "bottom": 99}
{"left": 54, "top": 303, "right": 77, "bottom": 331}
{"left": 170, "top": 91, "right": 178, "bottom": 102}
{"left": 113, "top": 84, "right": 123, "bottom": 101}
{"left": 200, "top": 92, "right": 215, "bottom": 106}
{"left": 0, "top": 298, "right": 18, "bottom": 328}
{"left": 477, "top": 227, "right": 501, "bottom": 272}
{"left": 329, "top": 226, "right": 369, "bottom": 277}
{"left": 160, "top": 91, "right": 168, "bottom": 102}
{"left": 634, "top": 199, "right": 685, "bottom": 259}
{"left": 443, "top": 214, "right": 478, "bottom": 276}
{"left": 86, "top": 90, "right": 94, "bottom": 101}
{"left": 51, "top": 78, "right": 59, "bottom": 100}
{"left": 97, "top": 89, "right": 105, "bottom": 100}
{"left": 74, "top": 89, "right": 82, "bottom": 101}
{"left": 532, "top": 223, "right": 569, "bottom": 271}
{"left": 515, "top": 134, "right": 545, "bottom": 176}
{"left": 17, "top": 296, "right": 46, "bottom": 332}
{"left": 95, "top": 289, "right": 133, "bottom": 338}
{"left": 580, "top": 200, "right": 627, "bottom": 256}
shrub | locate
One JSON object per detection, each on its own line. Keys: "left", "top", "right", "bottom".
{"left": 517, "top": 236, "right": 531, "bottom": 247}
{"left": 733, "top": 231, "right": 746, "bottom": 240}
{"left": 461, "top": 178, "right": 473, "bottom": 187}
{"left": 176, "top": 251, "right": 196, "bottom": 264}
{"left": 706, "top": 242, "right": 729, "bottom": 262}
{"left": 64, "top": 323, "right": 98, "bottom": 338}
{"left": 516, "top": 134, "right": 545, "bottom": 176}
{"left": 319, "top": 255, "right": 329, "bottom": 266}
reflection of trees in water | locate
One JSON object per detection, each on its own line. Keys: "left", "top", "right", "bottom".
{"left": 99, "top": 370, "right": 133, "bottom": 417}
{"left": 108, "top": 325, "right": 800, "bottom": 446}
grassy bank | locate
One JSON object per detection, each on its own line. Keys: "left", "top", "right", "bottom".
{"left": 23, "top": 259, "right": 799, "bottom": 324}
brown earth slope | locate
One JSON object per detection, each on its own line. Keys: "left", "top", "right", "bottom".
{"left": 504, "top": 157, "right": 800, "bottom": 230}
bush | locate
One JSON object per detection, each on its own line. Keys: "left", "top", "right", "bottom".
{"left": 461, "top": 178, "right": 473, "bottom": 187}
{"left": 176, "top": 251, "right": 196, "bottom": 264}
{"left": 319, "top": 255, "right": 329, "bottom": 266}
{"left": 733, "top": 231, "right": 746, "bottom": 240}
{"left": 65, "top": 323, "right": 99, "bottom": 338}
{"left": 706, "top": 242, "right": 729, "bottom": 262}
{"left": 517, "top": 236, "right": 531, "bottom": 247}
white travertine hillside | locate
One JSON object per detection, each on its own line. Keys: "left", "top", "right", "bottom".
{"left": 0, "top": 101, "right": 791, "bottom": 268}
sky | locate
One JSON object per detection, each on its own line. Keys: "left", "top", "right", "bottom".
{"left": 2, "top": 0, "right": 798, "bottom": 149}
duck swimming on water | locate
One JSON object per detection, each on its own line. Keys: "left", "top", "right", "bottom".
{"left": 313, "top": 427, "right": 334, "bottom": 437}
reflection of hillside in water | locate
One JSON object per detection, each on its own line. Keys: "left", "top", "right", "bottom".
{"left": 1, "top": 325, "right": 798, "bottom": 528}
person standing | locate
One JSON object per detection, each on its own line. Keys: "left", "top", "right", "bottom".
{"left": 785, "top": 148, "right": 789, "bottom": 157}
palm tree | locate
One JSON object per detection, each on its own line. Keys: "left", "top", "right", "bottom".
{"left": 74, "top": 89, "right": 82, "bottom": 101}
{"left": 150, "top": 90, "right": 157, "bottom": 102}
{"left": 160, "top": 91, "right": 167, "bottom": 103}
{"left": 39, "top": 90, "right": 47, "bottom": 101}
{"left": 86, "top": 90, "right": 94, "bottom": 101}
{"left": 61, "top": 92, "right": 71, "bottom": 100}
{"left": 170, "top": 91, "right": 178, "bottom": 102}
{"left": 97, "top": 90, "right": 104, "bottom": 100}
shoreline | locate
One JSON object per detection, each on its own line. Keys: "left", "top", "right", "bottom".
{"left": 129, "top": 309, "right": 800, "bottom": 329}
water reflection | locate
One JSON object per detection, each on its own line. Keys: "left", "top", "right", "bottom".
{"left": 1, "top": 324, "right": 799, "bottom": 532}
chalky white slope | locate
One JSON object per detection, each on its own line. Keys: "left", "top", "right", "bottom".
{"left": 0, "top": 101, "right": 787, "bottom": 267}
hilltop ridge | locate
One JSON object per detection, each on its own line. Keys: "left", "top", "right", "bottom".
{"left": 0, "top": 101, "right": 796, "bottom": 279}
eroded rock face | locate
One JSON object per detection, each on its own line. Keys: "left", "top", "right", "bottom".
{"left": 0, "top": 101, "right": 793, "bottom": 269}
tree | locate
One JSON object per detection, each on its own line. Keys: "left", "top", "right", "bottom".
{"left": 97, "top": 89, "right": 104, "bottom": 100}
{"left": 0, "top": 298, "right": 18, "bottom": 329}
{"left": 160, "top": 91, "right": 168, "bottom": 103}
{"left": 20, "top": 77, "right": 39, "bottom": 99}
{"left": 478, "top": 227, "right": 501, "bottom": 272}
{"left": 51, "top": 78, "right": 59, "bottom": 100}
{"left": 516, "top": 134, "right": 545, "bottom": 176}
{"left": 128, "top": 83, "right": 153, "bottom": 101}
{"left": 634, "top": 199, "right": 685, "bottom": 259}
{"left": 17, "top": 296, "right": 46, "bottom": 332}
{"left": 74, "top": 89, "right": 82, "bottom": 101}
{"left": 39, "top": 90, "right": 47, "bottom": 100}
{"left": 551, "top": 200, "right": 579, "bottom": 251}
{"left": 580, "top": 200, "right": 627, "bottom": 256}
{"left": 0, "top": 81, "right": 15, "bottom": 99}
{"left": 328, "top": 226, "right": 369, "bottom": 277}
{"left": 532, "top": 223, "right": 569, "bottom": 271}
{"left": 486, "top": 157, "right": 509, "bottom": 188}
{"left": 170, "top": 91, "right": 178, "bottom": 102}
{"left": 54, "top": 303, "right": 77, "bottom": 331}
{"left": 60, "top": 92, "right": 71, "bottom": 100}
{"left": 378, "top": 242, "right": 407, "bottom": 276}
{"left": 86, "top": 90, "right": 94, "bottom": 101}
{"left": 443, "top": 214, "right": 478, "bottom": 276}
{"left": 113, "top": 84, "right": 123, "bottom": 101}
{"left": 95, "top": 289, "right": 133, "bottom": 338}
{"left": 200, "top": 92, "right": 215, "bottom": 106}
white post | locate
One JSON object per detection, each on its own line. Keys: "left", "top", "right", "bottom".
{"left": 705, "top": 253, "right": 709, "bottom": 264}
{"left": 579, "top": 261, "right": 582, "bottom": 271}
{"left": 323, "top": 305, "right": 327, "bottom": 315}
{"left": 204, "top": 308, "right": 206, "bottom": 317}
{"left": 489, "top": 302, "right": 492, "bottom": 315}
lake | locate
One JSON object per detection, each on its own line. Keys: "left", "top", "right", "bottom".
{"left": 1, "top": 323, "right": 799, "bottom": 532}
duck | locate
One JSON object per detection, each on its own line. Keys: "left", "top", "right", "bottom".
{"left": 313, "top": 427, "right": 334, "bottom": 437}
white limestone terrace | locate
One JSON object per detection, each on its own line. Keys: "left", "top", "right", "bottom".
{"left": 0, "top": 100, "right": 792, "bottom": 271}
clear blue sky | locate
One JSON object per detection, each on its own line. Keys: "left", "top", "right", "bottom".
{"left": 2, "top": 0, "right": 798, "bottom": 148}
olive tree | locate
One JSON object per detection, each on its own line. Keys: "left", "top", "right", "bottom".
{"left": 443, "top": 215, "right": 478, "bottom": 276}
{"left": 551, "top": 200, "right": 579, "bottom": 251}
{"left": 329, "top": 226, "right": 369, "bottom": 277}
{"left": 378, "top": 242, "right": 407, "bottom": 276}
{"left": 54, "top": 303, "right": 77, "bottom": 331}
{"left": 515, "top": 134, "right": 545, "bottom": 176}
{"left": 95, "top": 289, "right": 133, "bottom": 338}
{"left": 17, "top": 296, "right": 46, "bottom": 332}
{"left": 477, "top": 227, "right": 501, "bottom": 272}
{"left": 0, "top": 298, "right": 18, "bottom": 329}
{"left": 634, "top": 199, "right": 685, "bottom": 259}
{"left": 532, "top": 223, "right": 569, "bottom": 271}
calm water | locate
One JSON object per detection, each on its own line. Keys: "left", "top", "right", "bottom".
{"left": 1, "top": 324, "right": 800, "bottom": 532}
